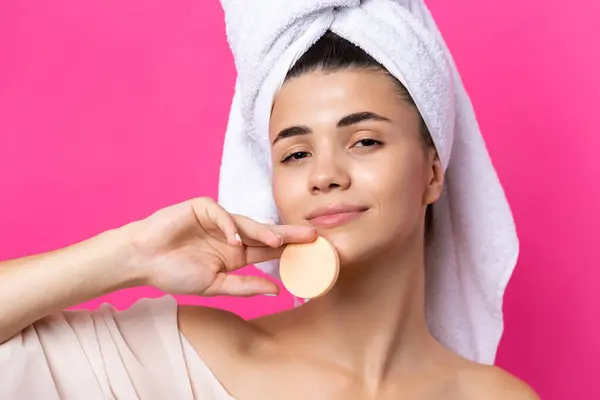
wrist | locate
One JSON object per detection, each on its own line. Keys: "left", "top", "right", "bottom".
{"left": 93, "top": 222, "right": 148, "bottom": 290}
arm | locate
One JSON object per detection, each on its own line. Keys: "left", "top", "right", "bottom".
{"left": 0, "top": 224, "right": 141, "bottom": 344}
{"left": 0, "top": 197, "right": 316, "bottom": 345}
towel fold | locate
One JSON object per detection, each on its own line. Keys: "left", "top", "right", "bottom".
{"left": 217, "top": 0, "right": 519, "bottom": 365}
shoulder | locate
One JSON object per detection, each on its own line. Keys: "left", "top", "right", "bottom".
{"left": 458, "top": 364, "right": 539, "bottom": 400}
{"left": 178, "top": 303, "right": 263, "bottom": 355}
{"left": 177, "top": 303, "right": 270, "bottom": 386}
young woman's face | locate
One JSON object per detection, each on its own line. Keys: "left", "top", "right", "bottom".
{"left": 269, "top": 69, "right": 442, "bottom": 266}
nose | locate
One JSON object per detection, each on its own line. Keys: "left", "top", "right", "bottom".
{"left": 307, "top": 152, "right": 351, "bottom": 194}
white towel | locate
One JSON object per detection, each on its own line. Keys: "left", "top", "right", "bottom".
{"left": 217, "top": 0, "right": 519, "bottom": 365}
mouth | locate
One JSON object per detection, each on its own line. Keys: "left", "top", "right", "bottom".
{"left": 306, "top": 204, "right": 369, "bottom": 229}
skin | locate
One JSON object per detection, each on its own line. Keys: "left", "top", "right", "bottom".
{"left": 0, "top": 67, "right": 538, "bottom": 399}
{"left": 0, "top": 198, "right": 317, "bottom": 344}
{"left": 179, "top": 69, "right": 540, "bottom": 399}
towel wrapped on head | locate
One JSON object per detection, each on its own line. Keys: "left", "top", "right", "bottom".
{"left": 217, "top": 0, "right": 519, "bottom": 365}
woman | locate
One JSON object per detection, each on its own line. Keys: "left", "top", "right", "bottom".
{"left": 0, "top": 4, "right": 538, "bottom": 400}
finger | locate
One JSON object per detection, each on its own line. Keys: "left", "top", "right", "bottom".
{"left": 232, "top": 215, "right": 282, "bottom": 248}
{"left": 203, "top": 274, "right": 279, "bottom": 297}
{"left": 268, "top": 224, "right": 318, "bottom": 245}
{"left": 191, "top": 198, "right": 241, "bottom": 247}
{"left": 245, "top": 245, "right": 286, "bottom": 265}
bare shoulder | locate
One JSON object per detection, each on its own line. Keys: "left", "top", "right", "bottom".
{"left": 178, "top": 304, "right": 257, "bottom": 351}
{"left": 177, "top": 304, "right": 269, "bottom": 386}
{"left": 458, "top": 364, "right": 539, "bottom": 400}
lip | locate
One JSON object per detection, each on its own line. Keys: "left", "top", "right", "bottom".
{"left": 306, "top": 204, "right": 369, "bottom": 229}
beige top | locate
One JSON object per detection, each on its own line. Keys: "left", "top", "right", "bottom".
{"left": 0, "top": 296, "right": 235, "bottom": 400}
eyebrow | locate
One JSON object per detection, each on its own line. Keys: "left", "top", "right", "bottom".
{"left": 272, "top": 111, "right": 391, "bottom": 145}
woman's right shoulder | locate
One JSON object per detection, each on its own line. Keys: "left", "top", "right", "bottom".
{"left": 178, "top": 303, "right": 259, "bottom": 351}
{"left": 177, "top": 301, "right": 267, "bottom": 389}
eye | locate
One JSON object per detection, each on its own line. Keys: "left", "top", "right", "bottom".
{"left": 281, "top": 151, "right": 310, "bottom": 164}
{"left": 354, "top": 138, "right": 382, "bottom": 148}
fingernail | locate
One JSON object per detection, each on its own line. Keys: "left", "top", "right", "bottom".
{"left": 234, "top": 233, "right": 242, "bottom": 245}
{"left": 277, "top": 234, "right": 283, "bottom": 247}
{"left": 263, "top": 293, "right": 278, "bottom": 297}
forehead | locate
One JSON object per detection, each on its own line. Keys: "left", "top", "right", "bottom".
{"left": 269, "top": 69, "right": 408, "bottom": 131}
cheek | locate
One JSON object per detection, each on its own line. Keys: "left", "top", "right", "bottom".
{"left": 357, "top": 147, "right": 425, "bottom": 200}
{"left": 272, "top": 168, "right": 307, "bottom": 224}
{"left": 355, "top": 148, "right": 427, "bottom": 226}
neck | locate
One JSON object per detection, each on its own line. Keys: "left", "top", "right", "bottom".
{"left": 289, "top": 234, "right": 436, "bottom": 388}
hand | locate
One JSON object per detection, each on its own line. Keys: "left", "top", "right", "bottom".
{"left": 126, "top": 197, "right": 317, "bottom": 297}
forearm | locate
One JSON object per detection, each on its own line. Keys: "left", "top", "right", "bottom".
{"left": 0, "top": 224, "right": 143, "bottom": 344}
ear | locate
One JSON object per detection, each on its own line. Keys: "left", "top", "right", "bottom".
{"left": 424, "top": 147, "right": 444, "bottom": 205}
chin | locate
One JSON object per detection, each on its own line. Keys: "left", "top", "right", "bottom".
{"left": 319, "top": 227, "right": 384, "bottom": 267}
{"left": 320, "top": 221, "right": 417, "bottom": 269}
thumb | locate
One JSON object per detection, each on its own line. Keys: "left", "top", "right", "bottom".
{"left": 244, "top": 245, "right": 285, "bottom": 266}
{"left": 202, "top": 274, "right": 279, "bottom": 297}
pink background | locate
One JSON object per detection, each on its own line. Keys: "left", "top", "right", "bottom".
{"left": 1, "top": 1, "right": 598, "bottom": 398}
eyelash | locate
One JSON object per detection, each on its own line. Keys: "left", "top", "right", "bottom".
{"left": 281, "top": 138, "right": 383, "bottom": 164}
